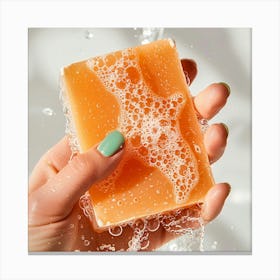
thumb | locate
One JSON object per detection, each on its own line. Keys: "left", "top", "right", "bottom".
{"left": 29, "top": 130, "right": 125, "bottom": 225}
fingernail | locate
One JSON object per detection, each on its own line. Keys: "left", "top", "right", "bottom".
{"left": 97, "top": 130, "right": 125, "bottom": 157}
{"left": 220, "top": 123, "right": 229, "bottom": 136}
{"left": 219, "top": 82, "right": 231, "bottom": 96}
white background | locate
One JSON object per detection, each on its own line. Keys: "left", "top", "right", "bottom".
{"left": 1, "top": 0, "right": 280, "bottom": 280}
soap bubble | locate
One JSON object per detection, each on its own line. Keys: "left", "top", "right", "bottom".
{"left": 146, "top": 217, "right": 160, "bottom": 232}
{"left": 108, "top": 225, "right": 123, "bottom": 237}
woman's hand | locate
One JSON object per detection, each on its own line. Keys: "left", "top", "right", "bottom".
{"left": 28, "top": 59, "right": 230, "bottom": 252}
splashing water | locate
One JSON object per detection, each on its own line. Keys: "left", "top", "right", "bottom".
{"left": 135, "top": 28, "right": 164, "bottom": 45}
{"left": 78, "top": 194, "right": 205, "bottom": 252}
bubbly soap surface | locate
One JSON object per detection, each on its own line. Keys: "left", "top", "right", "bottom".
{"left": 62, "top": 39, "right": 214, "bottom": 229}
{"left": 87, "top": 47, "right": 198, "bottom": 204}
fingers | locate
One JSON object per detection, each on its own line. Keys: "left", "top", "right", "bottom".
{"left": 204, "top": 123, "right": 229, "bottom": 164}
{"left": 181, "top": 60, "right": 230, "bottom": 120}
{"left": 193, "top": 83, "right": 230, "bottom": 119}
{"left": 29, "top": 131, "right": 125, "bottom": 226}
{"left": 202, "top": 183, "right": 231, "bottom": 223}
{"left": 181, "top": 59, "right": 198, "bottom": 85}
{"left": 29, "top": 136, "right": 72, "bottom": 193}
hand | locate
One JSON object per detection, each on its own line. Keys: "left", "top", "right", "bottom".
{"left": 28, "top": 59, "right": 230, "bottom": 252}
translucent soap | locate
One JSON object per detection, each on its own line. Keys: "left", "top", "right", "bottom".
{"left": 61, "top": 39, "right": 214, "bottom": 229}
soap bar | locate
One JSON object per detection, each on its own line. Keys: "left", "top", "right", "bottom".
{"left": 61, "top": 39, "right": 214, "bottom": 229}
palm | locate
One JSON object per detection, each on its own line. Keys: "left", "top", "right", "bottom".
{"left": 42, "top": 202, "right": 199, "bottom": 251}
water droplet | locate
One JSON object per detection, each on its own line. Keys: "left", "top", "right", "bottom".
{"left": 194, "top": 144, "right": 201, "bottom": 153}
{"left": 211, "top": 241, "right": 218, "bottom": 250}
{"left": 81, "top": 235, "right": 85, "bottom": 240}
{"left": 199, "top": 118, "right": 209, "bottom": 133}
{"left": 77, "top": 215, "right": 81, "bottom": 220}
{"left": 85, "top": 30, "right": 94, "bottom": 39}
{"left": 183, "top": 70, "right": 191, "bottom": 85}
{"left": 58, "top": 241, "right": 62, "bottom": 245}
{"left": 108, "top": 225, "right": 123, "bottom": 237}
{"left": 42, "top": 107, "right": 55, "bottom": 116}
{"left": 84, "top": 240, "right": 90, "bottom": 246}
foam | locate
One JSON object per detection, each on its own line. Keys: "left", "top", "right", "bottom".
{"left": 78, "top": 195, "right": 204, "bottom": 251}
{"left": 86, "top": 48, "right": 199, "bottom": 204}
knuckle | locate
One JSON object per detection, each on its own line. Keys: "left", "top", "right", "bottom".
{"left": 68, "top": 153, "right": 99, "bottom": 179}
{"left": 69, "top": 154, "right": 91, "bottom": 173}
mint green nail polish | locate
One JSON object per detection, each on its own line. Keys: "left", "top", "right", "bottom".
{"left": 219, "top": 82, "right": 231, "bottom": 96}
{"left": 97, "top": 130, "right": 125, "bottom": 157}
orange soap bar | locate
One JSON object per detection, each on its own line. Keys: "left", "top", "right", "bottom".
{"left": 61, "top": 39, "right": 214, "bottom": 229}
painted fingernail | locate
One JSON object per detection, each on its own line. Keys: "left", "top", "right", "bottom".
{"left": 219, "top": 82, "right": 231, "bottom": 96}
{"left": 97, "top": 130, "right": 125, "bottom": 157}
{"left": 220, "top": 123, "right": 229, "bottom": 136}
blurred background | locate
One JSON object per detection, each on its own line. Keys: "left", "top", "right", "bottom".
{"left": 28, "top": 28, "right": 251, "bottom": 252}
